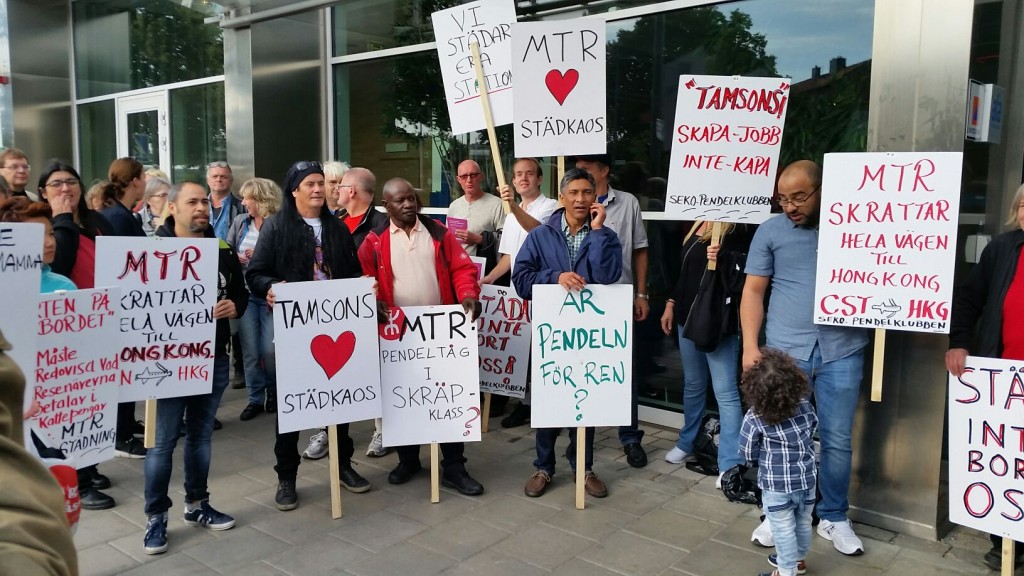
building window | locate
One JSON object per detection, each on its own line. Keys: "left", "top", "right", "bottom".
{"left": 77, "top": 100, "right": 116, "bottom": 186}
{"left": 170, "top": 83, "right": 227, "bottom": 184}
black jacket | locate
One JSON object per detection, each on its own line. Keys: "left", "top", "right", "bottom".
{"left": 245, "top": 211, "right": 362, "bottom": 299}
{"left": 669, "top": 224, "right": 755, "bottom": 330}
{"left": 337, "top": 206, "right": 389, "bottom": 248}
{"left": 156, "top": 218, "right": 249, "bottom": 357}
{"left": 949, "top": 229, "right": 1024, "bottom": 357}
{"left": 51, "top": 210, "right": 114, "bottom": 280}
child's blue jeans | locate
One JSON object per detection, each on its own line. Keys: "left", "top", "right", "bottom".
{"left": 763, "top": 483, "right": 816, "bottom": 576}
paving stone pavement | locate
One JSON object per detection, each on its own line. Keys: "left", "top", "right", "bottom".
{"left": 77, "top": 389, "right": 1008, "bottom": 575}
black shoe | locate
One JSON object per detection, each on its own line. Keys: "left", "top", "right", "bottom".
{"left": 442, "top": 469, "right": 484, "bottom": 496}
{"left": 230, "top": 373, "right": 246, "bottom": 389}
{"left": 339, "top": 465, "right": 371, "bottom": 493}
{"left": 115, "top": 437, "right": 147, "bottom": 459}
{"left": 80, "top": 488, "right": 115, "bottom": 510}
{"left": 275, "top": 480, "right": 298, "bottom": 511}
{"left": 387, "top": 461, "right": 423, "bottom": 485}
{"left": 239, "top": 403, "right": 264, "bottom": 421}
{"left": 91, "top": 471, "right": 112, "bottom": 490}
{"left": 623, "top": 442, "right": 648, "bottom": 468}
{"left": 489, "top": 394, "right": 509, "bottom": 417}
{"left": 132, "top": 419, "right": 146, "bottom": 439}
{"left": 265, "top": 396, "right": 277, "bottom": 414}
{"left": 501, "top": 403, "right": 530, "bottom": 428}
{"left": 213, "top": 418, "right": 223, "bottom": 431}
{"left": 984, "top": 545, "right": 1024, "bottom": 570}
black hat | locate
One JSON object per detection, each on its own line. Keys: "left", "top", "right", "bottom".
{"left": 283, "top": 161, "right": 325, "bottom": 195}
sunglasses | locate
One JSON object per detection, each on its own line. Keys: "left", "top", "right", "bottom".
{"left": 294, "top": 161, "right": 323, "bottom": 172}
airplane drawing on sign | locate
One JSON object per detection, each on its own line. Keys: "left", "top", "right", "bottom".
{"left": 135, "top": 363, "right": 172, "bottom": 387}
{"left": 871, "top": 299, "right": 902, "bottom": 319}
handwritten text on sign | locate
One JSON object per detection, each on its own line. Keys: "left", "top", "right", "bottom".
{"left": 478, "top": 284, "right": 530, "bottom": 398}
{"left": 380, "top": 306, "right": 481, "bottom": 446}
{"left": 512, "top": 20, "right": 606, "bottom": 157}
{"left": 432, "top": 0, "right": 516, "bottom": 134}
{"left": 665, "top": 75, "right": 790, "bottom": 223}
{"left": 95, "top": 237, "right": 219, "bottom": 401}
{"left": 0, "top": 223, "right": 43, "bottom": 419}
{"left": 813, "top": 152, "right": 962, "bottom": 333}
{"left": 949, "top": 356, "right": 1024, "bottom": 541}
{"left": 271, "top": 278, "right": 381, "bottom": 434}
{"left": 35, "top": 289, "right": 120, "bottom": 468}
{"left": 530, "top": 284, "right": 632, "bottom": 428}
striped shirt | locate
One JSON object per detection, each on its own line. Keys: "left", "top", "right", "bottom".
{"left": 739, "top": 399, "right": 817, "bottom": 493}
{"left": 561, "top": 214, "right": 591, "bottom": 268}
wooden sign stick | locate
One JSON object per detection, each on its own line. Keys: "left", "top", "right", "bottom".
{"left": 469, "top": 41, "right": 510, "bottom": 214}
{"left": 871, "top": 329, "right": 885, "bottom": 402}
{"left": 557, "top": 156, "right": 565, "bottom": 185}
{"left": 575, "top": 427, "right": 586, "bottom": 510}
{"left": 143, "top": 399, "right": 157, "bottom": 448}
{"left": 481, "top": 393, "right": 492, "bottom": 433}
{"left": 430, "top": 442, "right": 441, "bottom": 503}
{"left": 1002, "top": 537, "right": 1015, "bottom": 576}
{"left": 707, "top": 222, "right": 722, "bottom": 271}
{"left": 327, "top": 424, "right": 343, "bottom": 518}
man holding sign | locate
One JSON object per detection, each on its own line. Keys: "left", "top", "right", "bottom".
{"left": 740, "top": 160, "right": 869, "bottom": 556}
{"left": 359, "top": 178, "right": 485, "bottom": 496}
{"left": 512, "top": 167, "right": 622, "bottom": 498}
{"left": 449, "top": 159, "right": 505, "bottom": 258}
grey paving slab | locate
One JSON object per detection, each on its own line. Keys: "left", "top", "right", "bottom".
{"left": 541, "top": 500, "right": 635, "bottom": 541}
{"left": 661, "top": 490, "right": 750, "bottom": 525}
{"left": 553, "top": 558, "right": 631, "bottom": 576}
{"left": 181, "top": 525, "right": 293, "bottom": 571}
{"left": 888, "top": 547, "right": 990, "bottom": 576}
{"left": 328, "top": 509, "right": 429, "bottom": 552}
{"left": 222, "top": 562, "right": 289, "bottom": 576}
{"left": 439, "top": 549, "right": 548, "bottom": 576}
{"left": 624, "top": 507, "right": 721, "bottom": 551}
{"left": 463, "top": 493, "right": 562, "bottom": 532}
{"left": 670, "top": 539, "right": 774, "bottom": 576}
{"left": 261, "top": 535, "right": 373, "bottom": 576}
{"left": 77, "top": 543, "right": 139, "bottom": 576}
{"left": 408, "top": 516, "right": 512, "bottom": 560}
{"left": 345, "top": 541, "right": 456, "bottom": 576}
{"left": 74, "top": 508, "right": 143, "bottom": 550}
{"left": 388, "top": 492, "right": 481, "bottom": 526}
{"left": 578, "top": 529, "right": 689, "bottom": 576}
{"left": 491, "top": 521, "right": 597, "bottom": 571}
{"left": 117, "top": 552, "right": 212, "bottom": 576}
{"left": 587, "top": 478, "right": 675, "bottom": 517}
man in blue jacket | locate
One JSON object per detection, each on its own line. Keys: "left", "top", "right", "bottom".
{"left": 512, "top": 167, "right": 622, "bottom": 499}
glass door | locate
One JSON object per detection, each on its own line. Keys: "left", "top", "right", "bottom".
{"left": 116, "top": 92, "right": 170, "bottom": 176}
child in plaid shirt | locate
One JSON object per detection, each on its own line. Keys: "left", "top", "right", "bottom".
{"left": 740, "top": 348, "right": 818, "bottom": 576}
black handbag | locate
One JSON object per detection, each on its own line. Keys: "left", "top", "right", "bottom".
{"left": 682, "top": 265, "right": 732, "bottom": 353}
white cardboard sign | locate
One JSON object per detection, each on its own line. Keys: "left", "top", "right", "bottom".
{"left": 814, "top": 152, "right": 962, "bottom": 333}
{"left": 0, "top": 223, "right": 43, "bottom": 419}
{"left": 34, "top": 288, "right": 120, "bottom": 468}
{"left": 478, "top": 284, "right": 530, "bottom": 398}
{"left": 665, "top": 75, "right": 790, "bottom": 223}
{"left": 512, "top": 20, "right": 606, "bottom": 157}
{"left": 530, "top": 284, "right": 632, "bottom": 428}
{"left": 95, "top": 236, "right": 219, "bottom": 401}
{"left": 271, "top": 278, "right": 381, "bottom": 434}
{"left": 948, "top": 356, "right": 1024, "bottom": 541}
{"left": 432, "top": 0, "right": 516, "bottom": 135}
{"left": 380, "top": 305, "right": 481, "bottom": 445}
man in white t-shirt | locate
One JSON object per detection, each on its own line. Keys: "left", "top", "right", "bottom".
{"left": 448, "top": 159, "right": 505, "bottom": 257}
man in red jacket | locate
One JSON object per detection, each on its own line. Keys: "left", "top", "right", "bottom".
{"left": 358, "top": 177, "right": 485, "bottom": 496}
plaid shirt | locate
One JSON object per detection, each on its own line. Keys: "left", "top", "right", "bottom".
{"left": 739, "top": 399, "right": 817, "bottom": 493}
{"left": 561, "top": 214, "right": 591, "bottom": 267}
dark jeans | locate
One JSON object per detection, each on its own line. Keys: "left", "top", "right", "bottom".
{"left": 396, "top": 443, "right": 467, "bottom": 473}
{"left": 534, "top": 427, "right": 595, "bottom": 476}
{"left": 275, "top": 423, "right": 353, "bottom": 482}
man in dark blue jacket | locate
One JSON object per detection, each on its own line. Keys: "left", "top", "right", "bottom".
{"left": 512, "top": 167, "right": 622, "bottom": 499}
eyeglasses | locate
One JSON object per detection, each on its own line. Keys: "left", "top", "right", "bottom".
{"left": 294, "top": 161, "right": 323, "bottom": 172}
{"left": 3, "top": 163, "right": 29, "bottom": 172}
{"left": 778, "top": 187, "right": 819, "bottom": 208}
{"left": 457, "top": 172, "right": 482, "bottom": 180}
{"left": 337, "top": 184, "right": 354, "bottom": 190}
{"left": 151, "top": 192, "right": 168, "bottom": 198}
{"left": 44, "top": 178, "right": 80, "bottom": 189}
{"left": 208, "top": 161, "right": 231, "bottom": 169}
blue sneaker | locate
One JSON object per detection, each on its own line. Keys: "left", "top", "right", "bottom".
{"left": 182, "top": 501, "right": 236, "bottom": 530}
{"left": 143, "top": 513, "right": 168, "bottom": 555}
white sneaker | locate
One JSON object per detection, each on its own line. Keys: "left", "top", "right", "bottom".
{"left": 665, "top": 447, "right": 696, "bottom": 464}
{"left": 715, "top": 472, "right": 724, "bottom": 490}
{"left": 302, "top": 429, "right": 328, "bottom": 460}
{"left": 751, "top": 517, "right": 775, "bottom": 547}
{"left": 817, "top": 519, "right": 864, "bottom": 556}
{"left": 366, "top": 431, "right": 389, "bottom": 457}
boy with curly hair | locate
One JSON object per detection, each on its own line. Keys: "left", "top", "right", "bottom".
{"left": 740, "top": 348, "right": 817, "bottom": 576}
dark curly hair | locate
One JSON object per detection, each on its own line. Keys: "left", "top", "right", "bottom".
{"left": 741, "top": 347, "right": 810, "bottom": 425}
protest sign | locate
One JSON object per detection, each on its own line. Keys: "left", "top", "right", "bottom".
{"left": 0, "top": 223, "right": 43, "bottom": 418}
{"left": 814, "top": 152, "right": 961, "bottom": 333}
{"left": 380, "top": 305, "right": 481, "bottom": 445}
{"left": 478, "top": 284, "right": 530, "bottom": 398}
{"left": 271, "top": 278, "right": 381, "bottom": 434}
{"left": 432, "top": 0, "right": 516, "bottom": 134}
{"left": 530, "top": 284, "right": 632, "bottom": 427}
{"left": 95, "top": 236, "right": 219, "bottom": 401}
{"left": 665, "top": 75, "right": 790, "bottom": 223}
{"left": 34, "top": 288, "right": 120, "bottom": 468}
{"left": 471, "top": 256, "right": 486, "bottom": 281}
{"left": 512, "top": 20, "right": 606, "bottom": 157}
{"left": 948, "top": 356, "right": 1024, "bottom": 541}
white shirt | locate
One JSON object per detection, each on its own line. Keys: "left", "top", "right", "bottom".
{"left": 447, "top": 192, "right": 505, "bottom": 256}
{"left": 389, "top": 219, "right": 441, "bottom": 307}
{"left": 498, "top": 195, "right": 559, "bottom": 274}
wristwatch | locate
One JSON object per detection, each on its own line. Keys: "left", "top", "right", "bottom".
{"left": 636, "top": 293, "right": 649, "bottom": 299}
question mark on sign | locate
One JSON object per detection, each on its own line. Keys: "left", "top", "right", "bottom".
{"left": 574, "top": 389, "right": 589, "bottom": 422}
{"left": 463, "top": 406, "right": 481, "bottom": 436}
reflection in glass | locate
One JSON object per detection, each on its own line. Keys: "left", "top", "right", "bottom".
{"left": 126, "top": 110, "right": 160, "bottom": 167}
{"left": 170, "top": 83, "right": 226, "bottom": 185}
{"left": 77, "top": 100, "right": 116, "bottom": 186}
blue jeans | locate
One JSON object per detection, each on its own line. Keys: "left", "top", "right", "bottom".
{"left": 674, "top": 333, "right": 744, "bottom": 471}
{"left": 144, "top": 356, "right": 229, "bottom": 516}
{"left": 534, "top": 427, "right": 595, "bottom": 475}
{"left": 239, "top": 295, "right": 276, "bottom": 405}
{"left": 763, "top": 485, "right": 816, "bottom": 576}
{"left": 790, "top": 345, "right": 863, "bottom": 522}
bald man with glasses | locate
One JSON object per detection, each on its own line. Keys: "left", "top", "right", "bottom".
{"left": 448, "top": 159, "right": 504, "bottom": 258}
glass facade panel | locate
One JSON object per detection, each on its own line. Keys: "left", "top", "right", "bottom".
{"left": 74, "top": 0, "right": 223, "bottom": 99}
{"left": 77, "top": 99, "right": 116, "bottom": 186}
{"left": 170, "top": 83, "right": 227, "bottom": 185}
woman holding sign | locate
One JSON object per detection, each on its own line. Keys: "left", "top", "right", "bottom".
{"left": 660, "top": 222, "right": 753, "bottom": 484}
{"left": 947, "top": 183, "right": 1024, "bottom": 571}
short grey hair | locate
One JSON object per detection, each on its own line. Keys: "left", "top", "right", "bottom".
{"left": 206, "top": 161, "right": 232, "bottom": 175}
{"left": 143, "top": 176, "right": 170, "bottom": 201}
{"left": 559, "top": 167, "right": 596, "bottom": 194}
{"left": 1008, "top": 183, "right": 1024, "bottom": 229}
{"left": 323, "top": 161, "right": 350, "bottom": 181}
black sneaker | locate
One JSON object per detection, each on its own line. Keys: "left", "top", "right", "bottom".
{"left": 80, "top": 488, "right": 115, "bottom": 510}
{"left": 143, "top": 513, "right": 168, "bottom": 554}
{"left": 501, "top": 402, "right": 530, "bottom": 428}
{"left": 91, "top": 471, "right": 112, "bottom": 490}
{"left": 115, "top": 438, "right": 147, "bottom": 459}
{"left": 213, "top": 418, "right": 223, "bottom": 431}
{"left": 239, "top": 403, "right": 264, "bottom": 421}
{"left": 387, "top": 461, "right": 423, "bottom": 484}
{"left": 442, "top": 469, "right": 484, "bottom": 496}
{"left": 265, "top": 395, "right": 277, "bottom": 414}
{"left": 183, "top": 501, "right": 236, "bottom": 530}
{"left": 275, "top": 480, "right": 298, "bottom": 511}
{"left": 339, "top": 465, "right": 371, "bottom": 493}
{"left": 132, "top": 419, "right": 146, "bottom": 439}
{"left": 623, "top": 442, "right": 648, "bottom": 468}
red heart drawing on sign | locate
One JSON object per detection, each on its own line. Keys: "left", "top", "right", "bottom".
{"left": 310, "top": 332, "right": 356, "bottom": 379}
{"left": 545, "top": 69, "right": 580, "bottom": 106}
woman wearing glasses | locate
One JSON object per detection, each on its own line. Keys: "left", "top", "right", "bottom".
{"left": 139, "top": 177, "right": 171, "bottom": 237}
